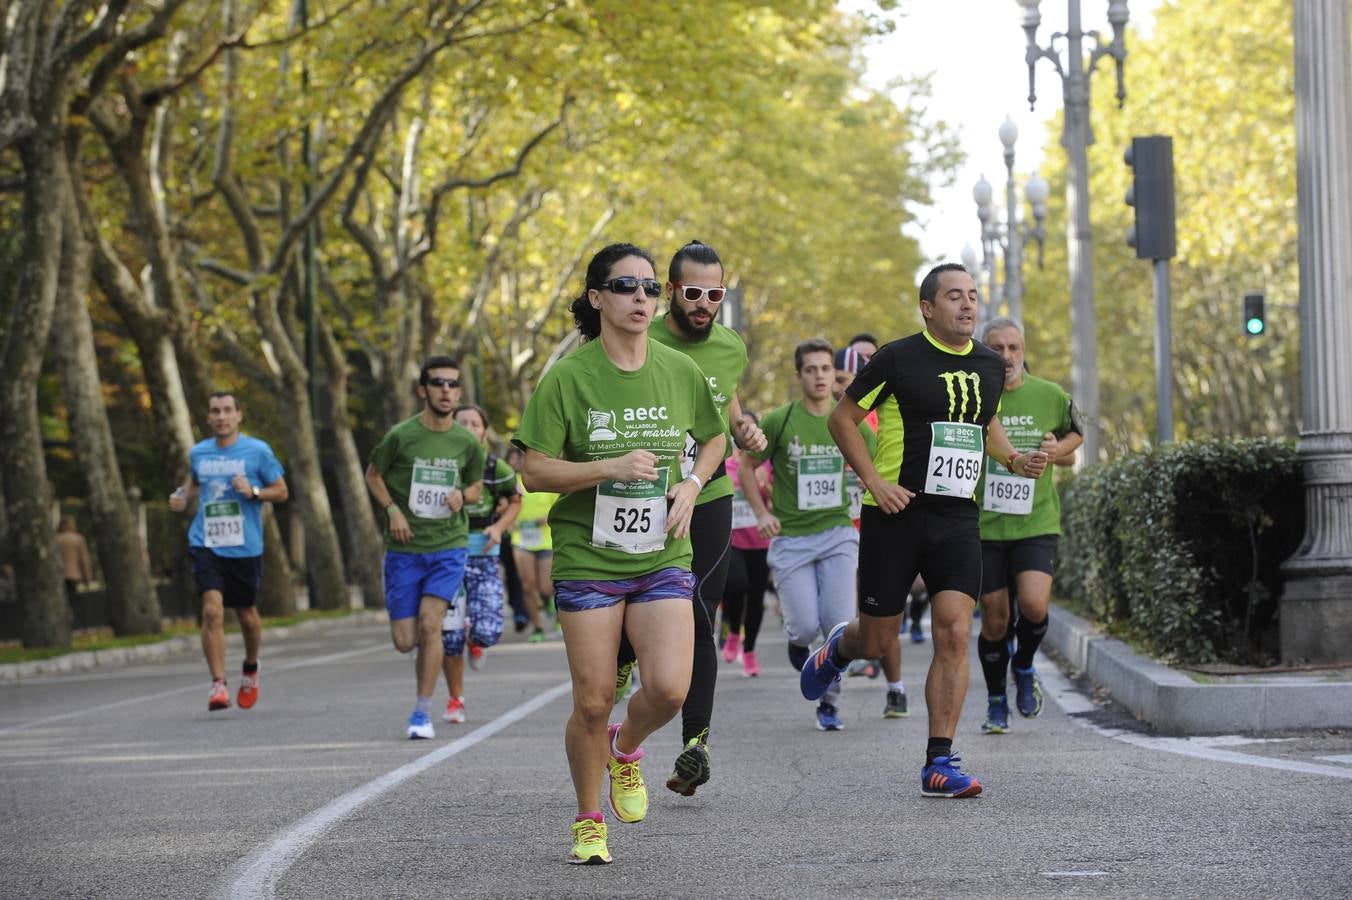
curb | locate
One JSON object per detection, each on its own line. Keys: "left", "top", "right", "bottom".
{"left": 1045, "top": 605, "right": 1352, "bottom": 734}
{"left": 0, "top": 610, "right": 389, "bottom": 683}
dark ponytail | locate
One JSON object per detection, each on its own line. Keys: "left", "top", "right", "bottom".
{"left": 571, "top": 242, "right": 657, "bottom": 341}
{"left": 668, "top": 239, "right": 723, "bottom": 283}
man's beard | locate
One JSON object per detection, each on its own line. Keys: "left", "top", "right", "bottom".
{"left": 669, "top": 301, "right": 713, "bottom": 342}
{"left": 425, "top": 397, "right": 454, "bottom": 418}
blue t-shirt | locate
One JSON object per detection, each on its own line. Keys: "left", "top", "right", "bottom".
{"left": 188, "top": 435, "right": 286, "bottom": 558}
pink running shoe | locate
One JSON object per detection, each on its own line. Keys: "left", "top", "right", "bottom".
{"left": 721, "top": 632, "right": 742, "bottom": 664}
{"left": 742, "top": 650, "right": 760, "bottom": 677}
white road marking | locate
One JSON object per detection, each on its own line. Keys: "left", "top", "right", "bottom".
{"left": 1041, "top": 871, "right": 1109, "bottom": 877}
{"left": 216, "top": 680, "right": 572, "bottom": 900}
{"left": 1317, "top": 754, "right": 1352, "bottom": 765}
{"left": 1037, "top": 652, "right": 1352, "bottom": 781}
{"left": 0, "top": 643, "right": 387, "bottom": 736}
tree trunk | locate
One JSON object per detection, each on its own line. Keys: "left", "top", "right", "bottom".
{"left": 257, "top": 504, "right": 296, "bottom": 617}
{"left": 319, "top": 314, "right": 385, "bottom": 608}
{"left": 1, "top": 135, "right": 69, "bottom": 648}
{"left": 50, "top": 171, "right": 160, "bottom": 635}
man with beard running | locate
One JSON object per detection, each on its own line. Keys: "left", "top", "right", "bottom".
{"left": 805, "top": 264, "right": 1047, "bottom": 797}
{"left": 366, "top": 357, "right": 485, "bottom": 739}
{"left": 614, "top": 240, "right": 767, "bottom": 798}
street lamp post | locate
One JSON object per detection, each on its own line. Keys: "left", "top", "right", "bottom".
{"left": 960, "top": 242, "right": 983, "bottom": 322}
{"left": 1018, "top": 0, "right": 1129, "bottom": 465}
{"left": 971, "top": 118, "right": 1049, "bottom": 325}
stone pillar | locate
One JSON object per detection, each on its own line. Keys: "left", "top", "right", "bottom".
{"left": 1281, "top": 0, "right": 1352, "bottom": 663}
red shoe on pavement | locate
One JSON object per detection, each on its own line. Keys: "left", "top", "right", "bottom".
{"left": 468, "top": 643, "right": 485, "bottom": 671}
{"left": 208, "top": 680, "right": 231, "bottom": 711}
{"left": 237, "top": 667, "right": 259, "bottom": 709}
{"left": 443, "top": 697, "right": 466, "bottom": 724}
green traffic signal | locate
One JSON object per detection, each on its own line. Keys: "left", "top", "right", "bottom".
{"left": 1246, "top": 317, "right": 1265, "bottom": 336}
{"left": 1243, "top": 292, "right": 1265, "bottom": 337}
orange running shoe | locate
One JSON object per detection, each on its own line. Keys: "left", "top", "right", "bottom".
{"left": 443, "top": 696, "right": 466, "bottom": 724}
{"left": 237, "top": 667, "right": 259, "bottom": 709}
{"left": 208, "top": 680, "right": 231, "bottom": 711}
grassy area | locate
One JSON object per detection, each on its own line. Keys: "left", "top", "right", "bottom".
{"left": 0, "top": 608, "right": 366, "bottom": 666}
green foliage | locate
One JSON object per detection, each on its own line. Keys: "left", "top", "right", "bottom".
{"left": 1058, "top": 439, "right": 1303, "bottom": 664}
{"left": 1021, "top": 0, "right": 1298, "bottom": 453}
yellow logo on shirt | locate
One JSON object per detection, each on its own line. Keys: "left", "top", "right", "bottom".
{"left": 938, "top": 372, "right": 982, "bottom": 422}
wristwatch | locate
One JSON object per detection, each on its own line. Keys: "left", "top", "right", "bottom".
{"left": 251, "top": 484, "right": 261, "bottom": 500}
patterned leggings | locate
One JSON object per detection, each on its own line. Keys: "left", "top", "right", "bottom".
{"left": 441, "top": 556, "right": 505, "bottom": 656}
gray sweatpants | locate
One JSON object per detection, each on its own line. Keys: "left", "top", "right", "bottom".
{"left": 768, "top": 525, "right": 859, "bottom": 705}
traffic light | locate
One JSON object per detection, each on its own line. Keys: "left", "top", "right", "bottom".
{"left": 1124, "top": 135, "right": 1176, "bottom": 260}
{"left": 1243, "top": 292, "right": 1266, "bottom": 337}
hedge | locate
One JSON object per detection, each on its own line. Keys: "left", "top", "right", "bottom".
{"left": 1056, "top": 438, "right": 1304, "bottom": 665}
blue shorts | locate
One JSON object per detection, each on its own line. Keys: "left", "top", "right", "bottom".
{"left": 553, "top": 567, "right": 695, "bottom": 613}
{"left": 383, "top": 548, "right": 468, "bottom": 621}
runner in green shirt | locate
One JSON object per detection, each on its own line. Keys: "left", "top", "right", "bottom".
{"left": 615, "top": 240, "right": 768, "bottom": 799}
{"left": 365, "top": 356, "right": 486, "bottom": 740}
{"left": 740, "top": 338, "right": 878, "bottom": 731}
{"left": 512, "top": 243, "right": 726, "bottom": 866}
{"left": 974, "top": 317, "right": 1082, "bottom": 733}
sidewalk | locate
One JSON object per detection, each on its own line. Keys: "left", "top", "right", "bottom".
{"left": 0, "top": 611, "right": 389, "bottom": 683}
{"left": 1045, "top": 603, "right": 1352, "bottom": 734}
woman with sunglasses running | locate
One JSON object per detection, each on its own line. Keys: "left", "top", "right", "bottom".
{"left": 513, "top": 242, "right": 726, "bottom": 865}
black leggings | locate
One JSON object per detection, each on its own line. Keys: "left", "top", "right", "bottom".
{"left": 618, "top": 495, "right": 732, "bottom": 744}
{"left": 722, "top": 546, "right": 769, "bottom": 652}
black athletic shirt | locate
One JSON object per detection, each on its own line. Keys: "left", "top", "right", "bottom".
{"left": 845, "top": 330, "right": 1006, "bottom": 514}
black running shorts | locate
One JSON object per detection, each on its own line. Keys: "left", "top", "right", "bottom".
{"left": 980, "top": 535, "right": 1058, "bottom": 597}
{"left": 190, "top": 547, "right": 263, "bottom": 609}
{"left": 857, "top": 502, "right": 982, "bottom": 616}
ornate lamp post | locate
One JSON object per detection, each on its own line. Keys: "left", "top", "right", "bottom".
{"left": 960, "top": 242, "right": 984, "bottom": 321}
{"left": 971, "top": 118, "right": 1049, "bottom": 325}
{"left": 1018, "top": 0, "right": 1129, "bottom": 464}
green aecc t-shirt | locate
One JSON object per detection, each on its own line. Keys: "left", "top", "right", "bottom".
{"left": 511, "top": 338, "right": 725, "bottom": 581}
{"left": 748, "top": 401, "right": 877, "bottom": 537}
{"left": 648, "top": 315, "right": 749, "bottom": 506}
{"left": 369, "top": 416, "right": 486, "bottom": 553}
{"left": 977, "top": 374, "right": 1078, "bottom": 541}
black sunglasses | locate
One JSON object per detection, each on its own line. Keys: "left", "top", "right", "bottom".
{"left": 599, "top": 276, "right": 662, "bottom": 298}
{"left": 426, "top": 377, "right": 461, "bottom": 389}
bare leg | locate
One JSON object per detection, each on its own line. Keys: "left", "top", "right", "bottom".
{"left": 617, "top": 598, "right": 694, "bottom": 752}
{"left": 442, "top": 652, "right": 465, "bottom": 700}
{"left": 559, "top": 604, "right": 625, "bottom": 814}
{"left": 415, "top": 595, "right": 448, "bottom": 698}
{"left": 925, "top": 590, "right": 976, "bottom": 739}
{"left": 200, "top": 591, "right": 226, "bottom": 680}
{"left": 236, "top": 606, "right": 262, "bottom": 665}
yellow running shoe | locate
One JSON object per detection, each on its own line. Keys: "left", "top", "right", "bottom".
{"left": 613, "top": 660, "right": 636, "bottom": 704}
{"left": 606, "top": 723, "right": 648, "bottom": 823}
{"left": 568, "top": 816, "right": 612, "bottom": 865}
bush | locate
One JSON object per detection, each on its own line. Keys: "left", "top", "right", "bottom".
{"left": 1057, "top": 438, "right": 1303, "bottom": 665}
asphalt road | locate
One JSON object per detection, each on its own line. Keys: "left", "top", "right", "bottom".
{"left": 2, "top": 614, "right": 1350, "bottom": 899}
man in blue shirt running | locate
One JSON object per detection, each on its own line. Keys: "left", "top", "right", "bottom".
{"left": 170, "top": 392, "right": 288, "bottom": 712}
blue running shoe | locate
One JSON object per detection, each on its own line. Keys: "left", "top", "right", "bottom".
{"left": 981, "top": 695, "right": 1010, "bottom": 734}
{"left": 406, "top": 710, "right": 435, "bottom": 740}
{"left": 909, "top": 620, "right": 925, "bottom": 643}
{"left": 800, "top": 622, "right": 848, "bottom": 701}
{"left": 1012, "top": 666, "right": 1044, "bottom": 718}
{"left": 815, "top": 702, "right": 844, "bottom": 731}
{"left": 921, "top": 755, "right": 982, "bottom": 798}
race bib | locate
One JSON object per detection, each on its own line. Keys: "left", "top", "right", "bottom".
{"left": 518, "top": 520, "right": 545, "bottom": 548}
{"left": 924, "top": 422, "right": 983, "bottom": 498}
{"left": 983, "top": 459, "right": 1035, "bottom": 515}
{"left": 440, "top": 586, "right": 467, "bottom": 632}
{"left": 797, "top": 455, "right": 843, "bottom": 511}
{"left": 592, "top": 470, "right": 669, "bottom": 555}
{"left": 679, "top": 434, "right": 697, "bottom": 479}
{"left": 409, "top": 462, "right": 459, "bottom": 519}
{"left": 204, "top": 500, "right": 245, "bottom": 549}
{"left": 731, "top": 487, "right": 758, "bottom": 530}
{"left": 846, "top": 468, "right": 864, "bottom": 520}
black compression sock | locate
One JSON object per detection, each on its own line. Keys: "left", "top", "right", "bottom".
{"left": 242, "top": 660, "right": 259, "bottom": 674}
{"left": 1013, "top": 616, "right": 1049, "bottom": 670}
{"left": 977, "top": 636, "right": 1009, "bottom": 697}
{"left": 925, "top": 737, "right": 953, "bottom": 766}
{"left": 787, "top": 643, "right": 809, "bottom": 672}
{"left": 829, "top": 642, "right": 851, "bottom": 669}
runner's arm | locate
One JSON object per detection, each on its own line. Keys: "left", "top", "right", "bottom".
{"left": 728, "top": 394, "right": 767, "bottom": 453}
{"left": 666, "top": 433, "right": 726, "bottom": 538}
{"left": 828, "top": 395, "right": 913, "bottom": 514}
{"left": 520, "top": 448, "right": 660, "bottom": 493}
{"left": 986, "top": 419, "right": 1049, "bottom": 479}
{"left": 168, "top": 477, "right": 198, "bottom": 511}
{"left": 1043, "top": 430, "right": 1083, "bottom": 466}
{"left": 737, "top": 449, "right": 773, "bottom": 520}
{"left": 365, "top": 464, "right": 413, "bottom": 542}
